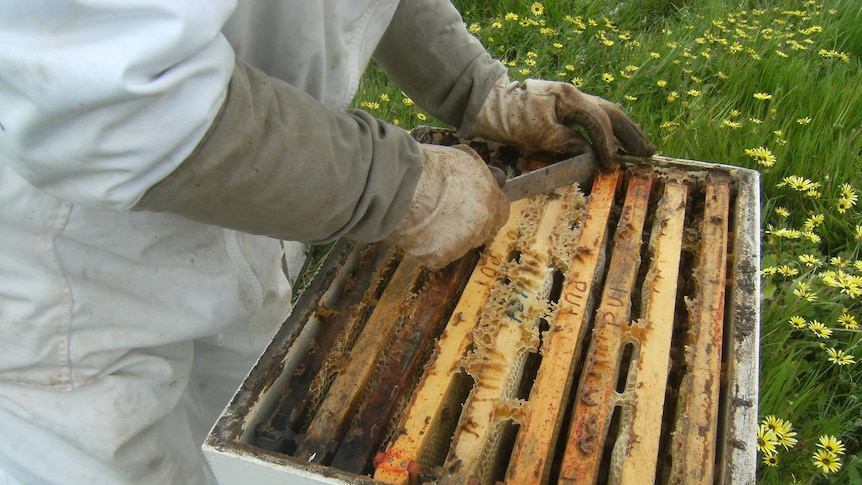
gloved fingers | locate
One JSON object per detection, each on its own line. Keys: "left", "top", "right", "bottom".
{"left": 389, "top": 144, "right": 509, "bottom": 271}
{"left": 556, "top": 94, "right": 618, "bottom": 168}
{"left": 598, "top": 99, "right": 657, "bottom": 158}
{"left": 547, "top": 124, "right": 594, "bottom": 156}
{"left": 449, "top": 144, "right": 510, "bottom": 248}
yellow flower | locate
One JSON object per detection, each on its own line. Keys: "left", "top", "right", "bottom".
{"left": 840, "top": 183, "right": 858, "bottom": 204}
{"left": 793, "top": 281, "right": 815, "bottom": 301}
{"left": 656, "top": 80, "right": 667, "bottom": 87}
{"left": 818, "top": 435, "right": 846, "bottom": 455}
{"left": 530, "top": 2, "right": 544, "bottom": 16}
{"left": 838, "top": 313, "right": 859, "bottom": 329}
{"left": 504, "top": 12, "right": 518, "bottom": 21}
{"left": 416, "top": 113, "right": 427, "bottom": 121}
{"left": 808, "top": 320, "right": 832, "bottom": 338}
{"left": 571, "top": 77, "right": 583, "bottom": 87}
{"left": 491, "top": 21, "right": 502, "bottom": 29}
{"left": 804, "top": 213, "right": 824, "bottom": 229}
{"left": 525, "top": 58, "right": 536, "bottom": 66}
{"left": 602, "top": 73, "right": 615, "bottom": 83}
{"left": 761, "top": 266, "right": 778, "bottom": 276}
{"left": 757, "top": 425, "right": 778, "bottom": 456}
{"left": 796, "top": 117, "right": 812, "bottom": 124}
{"left": 778, "top": 265, "right": 798, "bottom": 277}
{"left": 402, "top": 94, "right": 414, "bottom": 106}
{"left": 519, "top": 68, "right": 531, "bottom": 76}
{"left": 812, "top": 450, "right": 842, "bottom": 474}
{"left": 744, "top": 147, "right": 776, "bottom": 167}
{"left": 789, "top": 315, "right": 807, "bottom": 329}
{"left": 799, "top": 254, "right": 821, "bottom": 267}
{"left": 650, "top": 52, "right": 661, "bottom": 58}
{"left": 624, "top": 95, "right": 637, "bottom": 101}
{"left": 526, "top": 51, "right": 538, "bottom": 58}
{"left": 379, "top": 94, "right": 390, "bottom": 102}
{"left": 777, "top": 175, "right": 819, "bottom": 192}
{"left": 553, "top": 42, "right": 563, "bottom": 49}
{"left": 667, "top": 91, "right": 679, "bottom": 103}
{"left": 826, "top": 348, "right": 856, "bottom": 366}
{"left": 855, "top": 225, "right": 862, "bottom": 240}
{"left": 763, "top": 454, "right": 779, "bottom": 467}
{"left": 753, "top": 92, "right": 773, "bottom": 100}
{"left": 686, "top": 89, "right": 701, "bottom": 97}
{"left": 468, "top": 23, "right": 481, "bottom": 34}
{"left": 721, "top": 119, "right": 742, "bottom": 129}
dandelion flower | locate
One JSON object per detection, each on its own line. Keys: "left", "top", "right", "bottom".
{"left": 744, "top": 147, "right": 776, "bottom": 167}
{"left": 812, "top": 450, "right": 842, "bottom": 474}
{"left": 838, "top": 313, "right": 858, "bottom": 329}
{"left": 763, "top": 454, "right": 779, "bottom": 467}
{"left": 379, "top": 94, "right": 389, "bottom": 102}
{"left": 602, "top": 73, "right": 614, "bottom": 83}
{"left": 778, "top": 265, "right": 798, "bottom": 277}
{"left": 841, "top": 183, "right": 858, "bottom": 201}
{"left": 826, "top": 348, "right": 856, "bottom": 366}
{"left": 571, "top": 77, "right": 583, "bottom": 87}
{"left": 757, "top": 425, "right": 778, "bottom": 456}
{"left": 416, "top": 113, "right": 427, "bottom": 121}
{"left": 686, "top": 89, "right": 702, "bottom": 97}
{"left": 667, "top": 91, "right": 679, "bottom": 103}
{"left": 789, "top": 316, "right": 807, "bottom": 329}
{"left": 796, "top": 117, "right": 812, "bottom": 124}
{"left": 504, "top": 12, "right": 518, "bottom": 21}
{"left": 468, "top": 23, "right": 481, "bottom": 34}
{"left": 774, "top": 207, "right": 790, "bottom": 217}
{"left": 793, "top": 282, "right": 816, "bottom": 301}
{"left": 804, "top": 213, "right": 824, "bottom": 229}
{"left": 799, "top": 254, "right": 821, "bottom": 267}
{"left": 657, "top": 80, "right": 667, "bottom": 87}
{"left": 491, "top": 21, "right": 502, "bottom": 29}
{"left": 530, "top": 2, "right": 544, "bottom": 16}
{"left": 553, "top": 42, "right": 563, "bottom": 49}
{"left": 753, "top": 92, "right": 773, "bottom": 100}
{"left": 808, "top": 320, "right": 832, "bottom": 338}
{"left": 818, "top": 435, "right": 846, "bottom": 455}
{"left": 777, "top": 175, "right": 819, "bottom": 192}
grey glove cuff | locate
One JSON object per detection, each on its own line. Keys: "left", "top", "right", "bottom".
{"left": 133, "top": 59, "right": 422, "bottom": 244}
{"left": 372, "top": 0, "right": 506, "bottom": 132}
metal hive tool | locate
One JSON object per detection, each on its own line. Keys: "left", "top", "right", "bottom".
{"left": 205, "top": 146, "right": 760, "bottom": 485}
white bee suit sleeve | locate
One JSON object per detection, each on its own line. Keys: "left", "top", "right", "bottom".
{"left": 0, "top": 1, "right": 401, "bottom": 484}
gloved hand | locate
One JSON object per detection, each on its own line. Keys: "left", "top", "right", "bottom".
{"left": 388, "top": 144, "right": 509, "bottom": 270}
{"left": 468, "top": 73, "right": 656, "bottom": 169}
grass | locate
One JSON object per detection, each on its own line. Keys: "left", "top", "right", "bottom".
{"left": 350, "top": 0, "right": 861, "bottom": 482}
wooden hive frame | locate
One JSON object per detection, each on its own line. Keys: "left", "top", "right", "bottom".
{"left": 204, "top": 156, "right": 761, "bottom": 485}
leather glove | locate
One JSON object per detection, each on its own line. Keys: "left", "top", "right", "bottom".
{"left": 388, "top": 144, "right": 509, "bottom": 270}
{"left": 468, "top": 73, "right": 656, "bottom": 169}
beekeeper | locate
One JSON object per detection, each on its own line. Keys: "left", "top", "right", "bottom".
{"left": 0, "top": 1, "right": 653, "bottom": 483}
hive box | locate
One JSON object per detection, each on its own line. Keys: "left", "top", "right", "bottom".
{"left": 203, "top": 153, "right": 760, "bottom": 485}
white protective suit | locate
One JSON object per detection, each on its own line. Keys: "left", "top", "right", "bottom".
{"left": 0, "top": 1, "right": 506, "bottom": 483}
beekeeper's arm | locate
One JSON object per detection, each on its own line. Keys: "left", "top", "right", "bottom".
{"left": 372, "top": 0, "right": 656, "bottom": 168}
{"left": 0, "top": 1, "right": 507, "bottom": 270}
